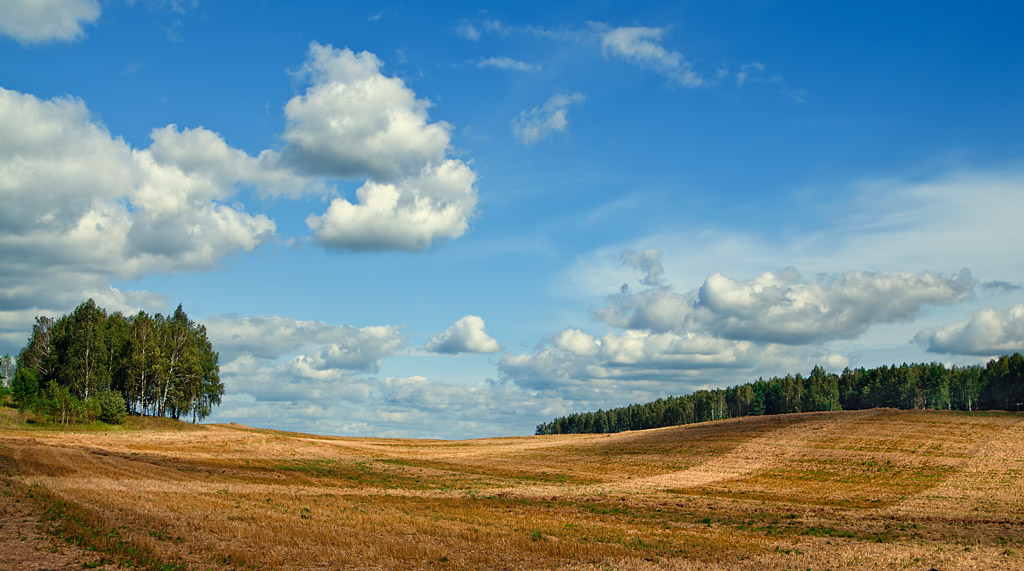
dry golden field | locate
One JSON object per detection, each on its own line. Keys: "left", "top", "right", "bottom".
{"left": 1, "top": 408, "right": 1022, "bottom": 570}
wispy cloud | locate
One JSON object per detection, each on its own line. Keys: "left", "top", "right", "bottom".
{"left": 511, "top": 92, "right": 586, "bottom": 145}
{"left": 736, "top": 62, "right": 765, "bottom": 87}
{"left": 476, "top": 57, "right": 541, "bottom": 72}
{"left": 454, "top": 18, "right": 507, "bottom": 41}
{"left": 456, "top": 18, "right": 802, "bottom": 98}
{"left": 597, "top": 24, "right": 702, "bottom": 87}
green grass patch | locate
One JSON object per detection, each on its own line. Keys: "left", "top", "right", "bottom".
{"left": 16, "top": 482, "right": 188, "bottom": 571}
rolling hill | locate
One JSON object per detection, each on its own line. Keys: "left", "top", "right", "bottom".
{"left": 1, "top": 408, "right": 1022, "bottom": 569}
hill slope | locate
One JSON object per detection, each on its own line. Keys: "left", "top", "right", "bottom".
{"left": 1, "top": 409, "right": 1022, "bottom": 569}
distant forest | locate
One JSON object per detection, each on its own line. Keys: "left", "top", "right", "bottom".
{"left": 3, "top": 299, "right": 223, "bottom": 425}
{"left": 535, "top": 354, "right": 1024, "bottom": 435}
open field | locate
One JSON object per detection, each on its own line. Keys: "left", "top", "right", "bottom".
{"left": 1, "top": 408, "right": 1022, "bottom": 570}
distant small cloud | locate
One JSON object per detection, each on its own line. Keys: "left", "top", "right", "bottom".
{"left": 119, "top": 62, "right": 143, "bottom": 76}
{"left": 718, "top": 61, "right": 806, "bottom": 102}
{"left": 455, "top": 21, "right": 481, "bottom": 41}
{"left": 455, "top": 18, "right": 506, "bottom": 41}
{"left": 511, "top": 92, "right": 586, "bottom": 145}
{"left": 477, "top": 57, "right": 540, "bottom": 72}
{"left": 621, "top": 249, "right": 664, "bottom": 287}
{"left": 163, "top": 19, "right": 184, "bottom": 42}
{"left": 425, "top": 315, "right": 501, "bottom": 354}
{"left": 165, "top": 0, "right": 196, "bottom": 13}
{"left": 367, "top": 12, "right": 382, "bottom": 22}
{"left": 785, "top": 88, "right": 809, "bottom": 104}
{"left": 982, "top": 281, "right": 1022, "bottom": 294}
{"left": 736, "top": 62, "right": 765, "bottom": 87}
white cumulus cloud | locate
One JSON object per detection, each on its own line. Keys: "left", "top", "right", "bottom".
{"left": 593, "top": 264, "right": 975, "bottom": 345}
{"left": 511, "top": 92, "right": 586, "bottom": 145}
{"left": 306, "top": 159, "right": 477, "bottom": 252}
{"left": 693, "top": 269, "right": 975, "bottom": 344}
{"left": 424, "top": 315, "right": 501, "bottom": 354}
{"left": 282, "top": 43, "right": 451, "bottom": 181}
{"left": 503, "top": 258, "right": 974, "bottom": 398}
{"left": 593, "top": 285, "right": 693, "bottom": 333}
{"left": 205, "top": 315, "right": 406, "bottom": 365}
{"left": 147, "top": 125, "right": 317, "bottom": 199}
{"left": 915, "top": 305, "right": 1024, "bottom": 356}
{"left": 0, "top": 88, "right": 275, "bottom": 322}
{"left": 282, "top": 43, "right": 479, "bottom": 252}
{"left": 0, "top": 0, "right": 100, "bottom": 44}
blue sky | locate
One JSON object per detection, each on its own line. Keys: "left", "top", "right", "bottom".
{"left": 2, "top": 0, "right": 1023, "bottom": 438}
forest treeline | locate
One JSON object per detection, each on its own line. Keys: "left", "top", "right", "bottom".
{"left": 535, "top": 354, "right": 1024, "bottom": 435}
{"left": 1, "top": 299, "right": 223, "bottom": 425}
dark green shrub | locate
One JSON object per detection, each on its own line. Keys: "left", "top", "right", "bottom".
{"left": 96, "top": 390, "right": 127, "bottom": 425}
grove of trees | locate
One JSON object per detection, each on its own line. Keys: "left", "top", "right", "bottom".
{"left": 535, "top": 355, "right": 1024, "bottom": 435}
{"left": 5, "top": 299, "right": 223, "bottom": 425}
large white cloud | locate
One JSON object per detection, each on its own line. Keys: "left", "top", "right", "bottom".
{"left": 282, "top": 43, "right": 451, "bottom": 181}
{"left": 0, "top": 88, "right": 275, "bottom": 319}
{"left": 0, "top": 0, "right": 100, "bottom": 44}
{"left": 594, "top": 256, "right": 975, "bottom": 345}
{"left": 424, "top": 315, "right": 501, "bottom": 354}
{"left": 594, "top": 285, "right": 693, "bottom": 332}
{"left": 147, "top": 125, "right": 317, "bottom": 199}
{"left": 0, "top": 40, "right": 484, "bottom": 350}
{"left": 205, "top": 315, "right": 406, "bottom": 366}
{"left": 283, "top": 43, "right": 479, "bottom": 252}
{"left": 915, "top": 305, "right": 1024, "bottom": 356}
{"left": 294, "top": 325, "right": 406, "bottom": 373}
{"left": 693, "top": 268, "right": 975, "bottom": 344}
{"left": 511, "top": 92, "right": 585, "bottom": 145}
{"left": 306, "top": 159, "right": 477, "bottom": 251}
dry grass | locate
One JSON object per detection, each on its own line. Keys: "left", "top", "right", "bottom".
{"left": 1, "top": 408, "right": 1022, "bottom": 569}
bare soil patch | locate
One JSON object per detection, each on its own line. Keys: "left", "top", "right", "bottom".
{"left": 0, "top": 477, "right": 115, "bottom": 571}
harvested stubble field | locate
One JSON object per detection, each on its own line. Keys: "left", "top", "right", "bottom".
{"left": 1, "top": 408, "right": 1022, "bottom": 570}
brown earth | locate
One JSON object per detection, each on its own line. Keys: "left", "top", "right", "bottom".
{"left": 0, "top": 477, "right": 116, "bottom": 571}
{"left": 0, "top": 408, "right": 1022, "bottom": 569}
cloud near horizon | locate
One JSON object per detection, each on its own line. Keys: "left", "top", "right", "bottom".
{"left": 500, "top": 257, "right": 977, "bottom": 398}
{"left": 915, "top": 305, "right": 1024, "bottom": 356}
